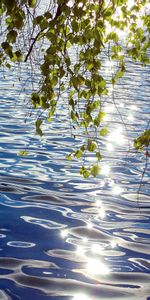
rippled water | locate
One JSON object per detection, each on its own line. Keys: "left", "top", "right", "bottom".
{"left": 0, "top": 56, "right": 150, "bottom": 300}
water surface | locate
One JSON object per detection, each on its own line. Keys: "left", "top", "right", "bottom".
{"left": 0, "top": 57, "right": 150, "bottom": 300}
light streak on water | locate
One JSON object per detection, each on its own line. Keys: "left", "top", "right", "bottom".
{"left": 86, "top": 258, "right": 110, "bottom": 275}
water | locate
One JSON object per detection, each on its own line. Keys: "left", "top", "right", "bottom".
{"left": 0, "top": 57, "right": 150, "bottom": 300}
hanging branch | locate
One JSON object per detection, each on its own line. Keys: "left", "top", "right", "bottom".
{"left": 24, "top": 1, "right": 67, "bottom": 62}
{"left": 24, "top": 29, "right": 44, "bottom": 62}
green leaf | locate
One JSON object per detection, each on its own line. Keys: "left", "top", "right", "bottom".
{"left": 34, "top": 15, "right": 43, "bottom": 25}
{"left": 98, "top": 80, "right": 106, "bottom": 88}
{"left": 104, "top": 8, "right": 113, "bottom": 18}
{"left": 80, "top": 167, "right": 90, "bottom": 178}
{"left": 71, "top": 110, "right": 77, "bottom": 122}
{"left": 31, "top": 92, "right": 40, "bottom": 106}
{"left": 7, "top": 30, "right": 17, "bottom": 43}
{"left": 96, "top": 152, "right": 102, "bottom": 161}
{"left": 35, "top": 119, "right": 43, "bottom": 136}
{"left": 90, "top": 164, "right": 100, "bottom": 177}
{"left": 94, "top": 111, "right": 106, "bottom": 126}
{"left": 66, "top": 154, "right": 72, "bottom": 161}
{"left": 83, "top": 170, "right": 90, "bottom": 178}
{"left": 134, "top": 129, "right": 150, "bottom": 150}
{"left": 18, "top": 150, "right": 27, "bottom": 157}
{"left": 28, "top": 0, "right": 37, "bottom": 8}
{"left": 69, "top": 98, "right": 75, "bottom": 109}
{"left": 44, "top": 12, "right": 52, "bottom": 19}
{"left": 1, "top": 42, "right": 9, "bottom": 50}
{"left": 15, "top": 50, "right": 22, "bottom": 61}
{"left": 87, "top": 139, "right": 97, "bottom": 152}
{"left": 100, "top": 128, "right": 109, "bottom": 136}
{"left": 74, "top": 150, "right": 83, "bottom": 159}
{"left": 6, "top": 63, "right": 11, "bottom": 68}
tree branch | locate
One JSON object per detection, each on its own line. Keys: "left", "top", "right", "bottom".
{"left": 24, "top": 1, "right": 67, "bottom": 62}
{"left": 24, "top": 29, "right": 44, "bottom": 62}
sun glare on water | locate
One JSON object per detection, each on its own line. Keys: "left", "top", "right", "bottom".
{"left": 61, "top": 229, "right": 68, "bottom": 238}
{"left": 86, "top": 258, "right": 110, "bottom": 275}
{"left": 107, "top": 128, "right": 125, "bottom": 146}
{"left": 73, "top": 294, "right": 91, "bottom": 300}
{"left": 76, "top": 246, "right": 86, "bottom": 256}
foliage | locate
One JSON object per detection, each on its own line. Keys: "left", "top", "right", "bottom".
{"left": 0, "top": 0, "right": 149, "bottom": 177}
{"left": 134, "top": 129, "right": 150, "bottom": 150}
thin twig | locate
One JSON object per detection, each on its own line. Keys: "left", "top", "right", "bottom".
{"left": 24, "top": 29, "right": 44, "bottom": 62}
{"left": 24, "top": 1, "right": 68, "bottom": 62}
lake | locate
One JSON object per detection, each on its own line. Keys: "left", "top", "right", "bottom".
{"left": 0, "top": 52, "right": 150, "bottom": 299}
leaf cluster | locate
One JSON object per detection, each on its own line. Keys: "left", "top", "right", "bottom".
{"left": 0, "top": 0, "right": 149, "bottom": 176}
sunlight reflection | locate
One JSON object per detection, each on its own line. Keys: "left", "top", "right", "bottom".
{"left": 73, "top": 293, "right": 91, "bottom": 300}
{"left": 119, "top": 103, "right": 125, "bottom": 108}
{"left": 108, "top": 86, "right": 114, "bottom": 94}
{"left": 95, "top": 199, "right": 102, "bottom": 207}
{"left": 106, "top": 143, "right": 114, "bottom": 151}
{"left": 117, "top": 51, "right": 123, "bottom": 57}
{"left": 112, "top": 185, "right": 123, "bottom": 195}
{"left": 61, "top": 229, "right": 68, "bottom": 238}
{"left": 101, "top": 180, "right": 105, "bottom": 187}
{"left": 87, "top": 223, "right": 93, "bottom": 229}
{"left": 108, "top": 129, "right": 125, "bottom": 146}
{"left": 105, "top": 60, "right": 114, "bottom": 68}
{"left": 86, "top": 258, "right": 110, "bottom": 275}
{"left": 117, "top": 125, "right": 124, "bottom": 132}
{"left": 115, "top": 28, "right": 125, "bottom": 38}
{"left": 130, "top": 104, "right": 138, "bottom": 111}
{"left": 76, "top": 246, "right": 86, "bottom": 256}
{"left": 109, "top": 179, "right": 115, "bottom": 187}
{"left": 128, "top": 42, "right": 133, "bottom": 48}
{"left": 127, "top": 114, "right": 134, "bottom": 121}
{"left": 103, "top": 114, "right": 109, "bottom": 122}
{"left": 101, "top": 165, "right": 110, "bottom": 175}
{"left": 98, "top": 207, "right": 106, "bottom": 219}
{"left": 91, "top": 243, "right": 103, "bottom": 254}
{"left": 104, "top": 104, "right": 115, "bottom": 113}
{"left": 83, "top": 237, "right": 88, "bottom": 243}
{"left": 110, "top": 240, "right": 117, "bottom": 248}
{"left": 127, "top": 0, "right": 135, "bottom": 9}
{"left": 105, "top": 21, "right": 111, "bottom": 35}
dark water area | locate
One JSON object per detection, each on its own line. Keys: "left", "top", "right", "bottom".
{"left": 0, "top": 57, "right": 150, "bottom": 300}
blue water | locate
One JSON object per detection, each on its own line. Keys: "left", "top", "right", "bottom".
{"left": 0, "top": 58, "right": 150, "bottom": 300}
